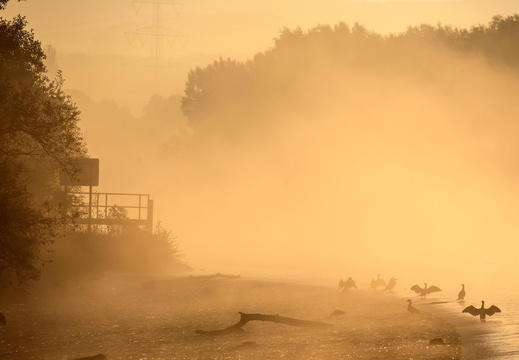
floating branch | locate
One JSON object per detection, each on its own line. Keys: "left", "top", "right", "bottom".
{"left": 195, "top": 312, "right": 333, "bottom": 336}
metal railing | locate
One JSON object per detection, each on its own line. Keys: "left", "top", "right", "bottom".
{"left": 65, "top": 191, "right": 154, "bottom": 233}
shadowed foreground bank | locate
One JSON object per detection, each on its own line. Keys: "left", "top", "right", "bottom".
{"left": 0, "top": 274, "right": 495, "bottom": 359}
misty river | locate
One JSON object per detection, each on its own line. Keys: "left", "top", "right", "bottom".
{"left": 1, "top": 267, "right": 518, "bottom": 359}
{"left": 211, "top": 265, "right": 519, "bottom": 360}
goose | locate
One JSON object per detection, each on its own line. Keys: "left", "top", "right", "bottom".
{"left": 338, "top": 277, "right": 357, "bottom": 290}
{"left": 462, "top": 301, "right": 501, "bottom": 321}
{"left": 407, "top": 299, "right": 420, "bottom": 314}
{"left": 410, "top": 283, "right": 441, "bottom": 299}
{"left": 385, "top": 277, "right": 397, "bottom": 291}
{"left": 457, "top": 284, "right": 466, "bottom": 301}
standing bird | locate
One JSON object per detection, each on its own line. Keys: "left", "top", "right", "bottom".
{"left": 0, "top": 312, "right": 5, "bottom": 326}
{"left": 339, "top": 277, "right": 357, "bottom": 290}
{"left": 410, "top": 283, "right": 441, "bottom": 299}
{"left": 463, "top": 301, "right": 501, "bottom": 321}
{"left": 385, "top": 277, "right": 397, "bottom": 291}
{"left": 407, "top": 299, "right": 420, "bottom": 314}
{"left": 369, "top": 274, "right": 387, "bottom": 289}
{"left": 457, "top": 284, "right": 466, "bottom": 301}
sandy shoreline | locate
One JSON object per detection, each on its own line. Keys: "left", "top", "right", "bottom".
{"left": 0, "top": 273, "right": 496, "bottom": 359}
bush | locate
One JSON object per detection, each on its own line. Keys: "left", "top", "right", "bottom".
{"left": 40, "top": 223, "right": 192, "bottom": 284}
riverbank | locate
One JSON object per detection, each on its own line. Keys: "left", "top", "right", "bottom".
{"left": 0, "top": 273, "right": 495, "bottom": 359}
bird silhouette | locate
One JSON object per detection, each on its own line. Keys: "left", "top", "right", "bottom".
{"left": 462, "top": 301, "right": 501, "bottom": 321}
{"left": 0, "top": 312, "right": 5, "bottom": 326}
{"left": 407, "top": 299, "right": 420, "bottom": 314}
{"left": 385, "top": 277, "right": 397, "bottom": 291}
{"left": 410, "top": 283, "right": 441, "bottom": 299}
{"left": 457, "top": 284, "right": 466, "bottom": 301}
{"left": 369, "top": 274, "right": 387, "bottom": 289}
{"left": 338, "top": 277, "right": 357, "bottom": 290}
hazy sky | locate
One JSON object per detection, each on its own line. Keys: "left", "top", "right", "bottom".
{"left": 3, "top": 0, "right": 519, "bottom": 283}
{"left": 2, "top": 0, "right": 518, "bottom": 111}
{"left": 3, "top": 1, "right": 519, "bottom": 57}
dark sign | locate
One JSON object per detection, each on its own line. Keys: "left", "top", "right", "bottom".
{"left": 59, "top": 158, "right": 99, "bottom": 186}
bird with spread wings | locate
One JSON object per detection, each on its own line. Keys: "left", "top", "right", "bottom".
{"left": 463, "top": 301, "right": 501, "bottom": 321}
{"left": 410, "top": 283, "right": 441, "bottom": 299}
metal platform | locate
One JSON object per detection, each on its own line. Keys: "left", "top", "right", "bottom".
{"left": 65, "top": 191, "right": 154, "bottom": 234}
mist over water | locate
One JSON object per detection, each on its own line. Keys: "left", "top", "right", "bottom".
{"left": 5, "top": 1, "right": 519, "bottom": 358}
{"left": 70, "top": 26, "right": 519, "bottom": 297}
{"left": 157, "top": 48, "right": 519, "bottom": 290}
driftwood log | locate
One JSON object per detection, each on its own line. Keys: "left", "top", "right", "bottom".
{"left": 176, "top": 273, "right": 241, "bottom": 281}
{"left": 71, "top": 355, "right": 107, "bottom": 360}
{"left": 195, "top": 312, "right": 333, "bottom": 335}
{"left": 197, "top": 273, "right": 241, "bottom": 279}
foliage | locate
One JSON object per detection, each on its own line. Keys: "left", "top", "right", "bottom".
{"left": 181, "top": 57, "right": 252, "bottom": 123}
{"left": 41, "top": 223, "right": 191, "bottom": 283}
{"left": 1, "top": 16, "right": 85, "bottom": 160}
{"left": 104, "top": 205, "right": 132, "bottom": 237}
{"left": 0, "top": 158, "right": 58, "bottom": 287}
{"left": 0, "top": 15, "right": 86, "bottom": 288}
{"left": 181, "top": 15, "right": 519, "bottom": 131}
{"left": 0, "top": 0, "right": 16, "bottom": 11}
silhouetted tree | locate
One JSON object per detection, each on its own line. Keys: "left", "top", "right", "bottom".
{"left": 181, "top": 57, "right": 251, "bottom": 123}
{"left": 0, "top": 0, "right": 11, "bottom": 10}
{"left": 180, "top": 14, "right": 519, "bottom": 130}
{"left": 0, "top": 15, "right": 86, "bottom": 287}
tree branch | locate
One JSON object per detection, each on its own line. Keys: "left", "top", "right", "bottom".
{"left": 195, "top": 312, "right": 333, "bottom": 336}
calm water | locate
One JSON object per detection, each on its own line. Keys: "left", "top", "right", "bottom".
{"left": 466, "top": 290, "right": 519, "bottom": 359}
{"left": 199, "top": 265, "right": 519, "bottom": 359}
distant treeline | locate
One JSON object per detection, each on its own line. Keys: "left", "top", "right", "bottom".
{"left": 180, "top": 14, "right": 519, "bottom": 134}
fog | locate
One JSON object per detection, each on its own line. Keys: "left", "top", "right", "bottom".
{"left": 4, "top": 0, "right": 519, "bottom": 113}
{"left": 5, "top": 4, "right": 519, "bottom": 360}
{"left": 4, "top": 1, "right": 519, "bottom": 293}
{"left": 63, "top": 32, "right": 519, "bottom": 296}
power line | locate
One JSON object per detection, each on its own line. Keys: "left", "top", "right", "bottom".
{"left": 126, "top": 0, "right": 187, "bottom": 85}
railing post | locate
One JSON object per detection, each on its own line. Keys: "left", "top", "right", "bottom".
{"left": 147, "top": 199, "right": 154, "bottom": 234}
{"left": 88, "top": 185, "right": 92, "bottom": 234}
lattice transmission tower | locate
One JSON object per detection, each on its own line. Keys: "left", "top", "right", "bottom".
{"left": 126, "top": 0, "right": 187, "bottom": 87}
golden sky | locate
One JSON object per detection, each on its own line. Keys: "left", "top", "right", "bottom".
{"left": 3, "top": 0, "right": 519, "bottom": 58}
{"left": 3, "top": 0, "right": 519, "bottom": 282}
{"left": 2, "top": 0, "right": 518, "bottom": 107}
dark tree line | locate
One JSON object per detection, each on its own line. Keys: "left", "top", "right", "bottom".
{"left": 181, "top": 14, "right": 519, "bottom": 133}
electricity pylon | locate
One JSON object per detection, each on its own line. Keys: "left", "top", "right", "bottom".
{"left": 126, "top": 0, "right": 187, "bottom": 87}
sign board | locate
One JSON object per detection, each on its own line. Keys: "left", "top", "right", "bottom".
{"left": 59, "top": 158, "right": 99, "bottom": 186}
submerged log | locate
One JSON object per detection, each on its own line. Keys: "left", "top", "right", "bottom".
{"left": 177, "top": 273, "right": 241, "bottom": 281}
{"left": 199, "top": 273, "right": 241, "bottom": 279}
{"left": 71, "top": 355, "right": 107, "bottom": 360}
{"left": 195, "top": 312, "right": 333, "bottom": 335}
